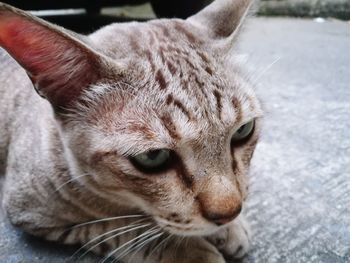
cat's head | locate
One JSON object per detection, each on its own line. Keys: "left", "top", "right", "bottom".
{"left": 0, "top": 0, "right": 262, "bottom": 236}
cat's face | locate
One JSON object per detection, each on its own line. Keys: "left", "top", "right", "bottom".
{"left": 64, "top": 19, "right": 261, "bottom": 235}
{"left": 0, "top": 0, "right": 260, "bottom": 236}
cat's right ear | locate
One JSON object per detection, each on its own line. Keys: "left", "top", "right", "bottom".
{"left": 0, "top": 3, "right": 114, "bottom": 112}
{"left": 187, "top": 0, "right": 253, "bottom": 49}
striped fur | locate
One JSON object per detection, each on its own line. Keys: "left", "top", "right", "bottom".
{"left": 0, "top": 0, "right": 261, "bottom": 262}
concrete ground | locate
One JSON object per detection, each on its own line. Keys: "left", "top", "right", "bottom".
{"left": 0, "top": 16, "right": 350, "bottom": 263}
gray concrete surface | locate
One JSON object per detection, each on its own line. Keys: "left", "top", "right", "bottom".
{"left": 240, "top": 17, "right": 350, "bottom": 263}
{"left": 0, "top": 17, "right": 350, "bottom": 262}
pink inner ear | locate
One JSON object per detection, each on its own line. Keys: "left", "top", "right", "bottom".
{"left": 0, "top": 16, "right": 50, "bottom": 74}
{"left": 0, "top": 12, "right": 100, "bottom": 109}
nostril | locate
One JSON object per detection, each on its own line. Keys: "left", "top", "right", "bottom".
{"left": 204, "top": 204, "right": 242, "bottom": 226}
{"left": 207, "top": 213, "right": 235, "bottom": 226}
{"left": 213, "top": 216, "right": 233, "bottom": 226}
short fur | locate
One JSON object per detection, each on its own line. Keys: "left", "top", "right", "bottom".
{"left": 0, "top": 0, "right": 262, "bottom": 262}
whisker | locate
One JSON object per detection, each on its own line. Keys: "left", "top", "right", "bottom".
{"left": 170, "top": 235, "right": 180, "bottom": 260}
{"left": 130, "top": 232, "right": 163, "bottom": 260}
{"left": 145, "top": 233, "right": 173, "bottom": 261}
{"left": 184, "top": 236, "right": 189, "bottom": 249}
{"left": 99, "top": 226, "right": 159, "bottom": 263}
{"left": 71, "top": 215, "right": 147, "bottom": 229}
{"left": 77, "top": 223, "right": 151, "bottom": 262}
{"left": 69, "top": 218, "right": 148, "bottom": 260}
{"left": 111, "top": 227, "right": 161, "bottom": 263}
{"left": 251, "top": 57, "right": 281, "bottom": 84}
{"left": 173, "top": 235, "right": 185, "bottom": 260}
{"left": 53, "top": 173, "right": 91, "bottom": 194}
{"left": 115, "top": 228, "right": 162, "bottom": 262}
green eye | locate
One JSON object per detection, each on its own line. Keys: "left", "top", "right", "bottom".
{"left": 130, "top": 149, "right": 171, "bottom": 172}
{"left": 231, "top": 120, "right": 255, "bottom": 143}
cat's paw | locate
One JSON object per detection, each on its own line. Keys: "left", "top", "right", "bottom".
{"left": 206, "top": 215, "right": 251, "bottom": 260}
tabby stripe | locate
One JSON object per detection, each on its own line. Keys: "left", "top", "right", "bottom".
{"left": 155, "top": 69, "right": 167, "bottom": 90}
{"left": 181, "top": 79, "right": 189, "bottom": 91}
{"left": 213, "top": 89, "right": 222, "bottom": 119}
{"left": 166, "top": 60, "right": 177, "bottom": 75}
{"left": 205, "top": 66, "right": 213, "bottom": 75}
{"left": 184, "top": 57, "right": 197, "bottom": 70}
{"left": 173, "top": 155, "right": 194, "bottom": 189}
{"left": 160, "top": 114, "right": 180, "bottom": 140}
{"left": 166, "top": 94, "right": 173, "bottom": 105}
{"left": 173, "top": 99, "right": 192, "bottom": 120}
{"left": 99, "top": 241, "right": 111, "bottom": 255}
{"left": 166, "top": 94, "right": 192, "bottom": 120}
{"left": 194, "top": 76, "right": 209, "bottom": 112}
{"left": 129, "top": 35, "right": 141, "bottom": 52}
{"left": 57, "top": 228, "right": 73, "bottom": 243}
{"left": 83, "top": 225, "right": 90, "bottom": 248}
{"left": 149, "top": 31, "right": 155, "bottom": 46}
{"left": 166, "top": 45, "right": 181, "bottom": 54}
{"left": 174, "top": 22, "right": 200, "bottom": 44}
{"left": 197, "top": 51, "right": 210, "bottom": 64}
{"left": 90, "top": 151, "right": 113, "bottom": 164}
{"left": 231, "top": 96, "right": 242, "bottom": 124}
{"left": 158, "top": 47, "right": 166, "bottom": 64}
{"left": 46, "top": 177, "right": 90, "bottom": 220}
{"left": 211, "top": 80, "right": 224, "bottom": 90}
{"left": 155, "top": 23, "right": 171, "bottom": 38}
{"left": 194, "top": 76, "right": 208, "bottom": 98}
{"left": 145, "top": 50, "right": 156, "bottom": 72}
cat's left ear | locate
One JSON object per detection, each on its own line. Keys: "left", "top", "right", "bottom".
{"left": 187, "top": 0, "right": 252, "bottom": 47}
{"left": 0, "top": 3, "right": 114, "bottom": 113}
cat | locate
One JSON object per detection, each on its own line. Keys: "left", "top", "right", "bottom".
{"left": 0, "top": 0, "right": 262, "bottom": 262}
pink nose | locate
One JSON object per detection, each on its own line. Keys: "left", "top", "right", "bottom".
{"left": 203, "top": 204, "right": 242, "bottom": 226}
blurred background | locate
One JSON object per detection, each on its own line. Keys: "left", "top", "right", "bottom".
{"left": 1, "top": 0, "right": 350, "bottom": 32}
{"left": 0, "top": 1, "right": 349, "bottom": 263}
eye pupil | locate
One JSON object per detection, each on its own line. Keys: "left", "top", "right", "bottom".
{"left": 237, "top": 125, "right": 245, "bottom": 134}
{"left": 147, "top": 150, "right": 161, "bottom": 160}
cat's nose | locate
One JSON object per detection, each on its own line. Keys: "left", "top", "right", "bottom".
{"left": 196, "top": 175, "right": 243, "bottom": 226}
{"left": 203, "top": 204, "right": 242, "bottom": 226}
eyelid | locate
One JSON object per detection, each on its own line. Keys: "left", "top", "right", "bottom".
{"left": 124, "top": 147, "right": 173, "bottom": 158}
{"left": 110, "top": 141, "right": 173, "bottom": 158}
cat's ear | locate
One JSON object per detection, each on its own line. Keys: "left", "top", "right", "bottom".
{"left": 187, "top": 0, "right": 252, "bottom": 45}
{"left": 0, "top": 3, "right": 108, "bottom": 112}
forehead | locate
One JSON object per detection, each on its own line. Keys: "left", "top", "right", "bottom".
{"left": 87, "top": 20, "right": 261, "bottom": 145}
